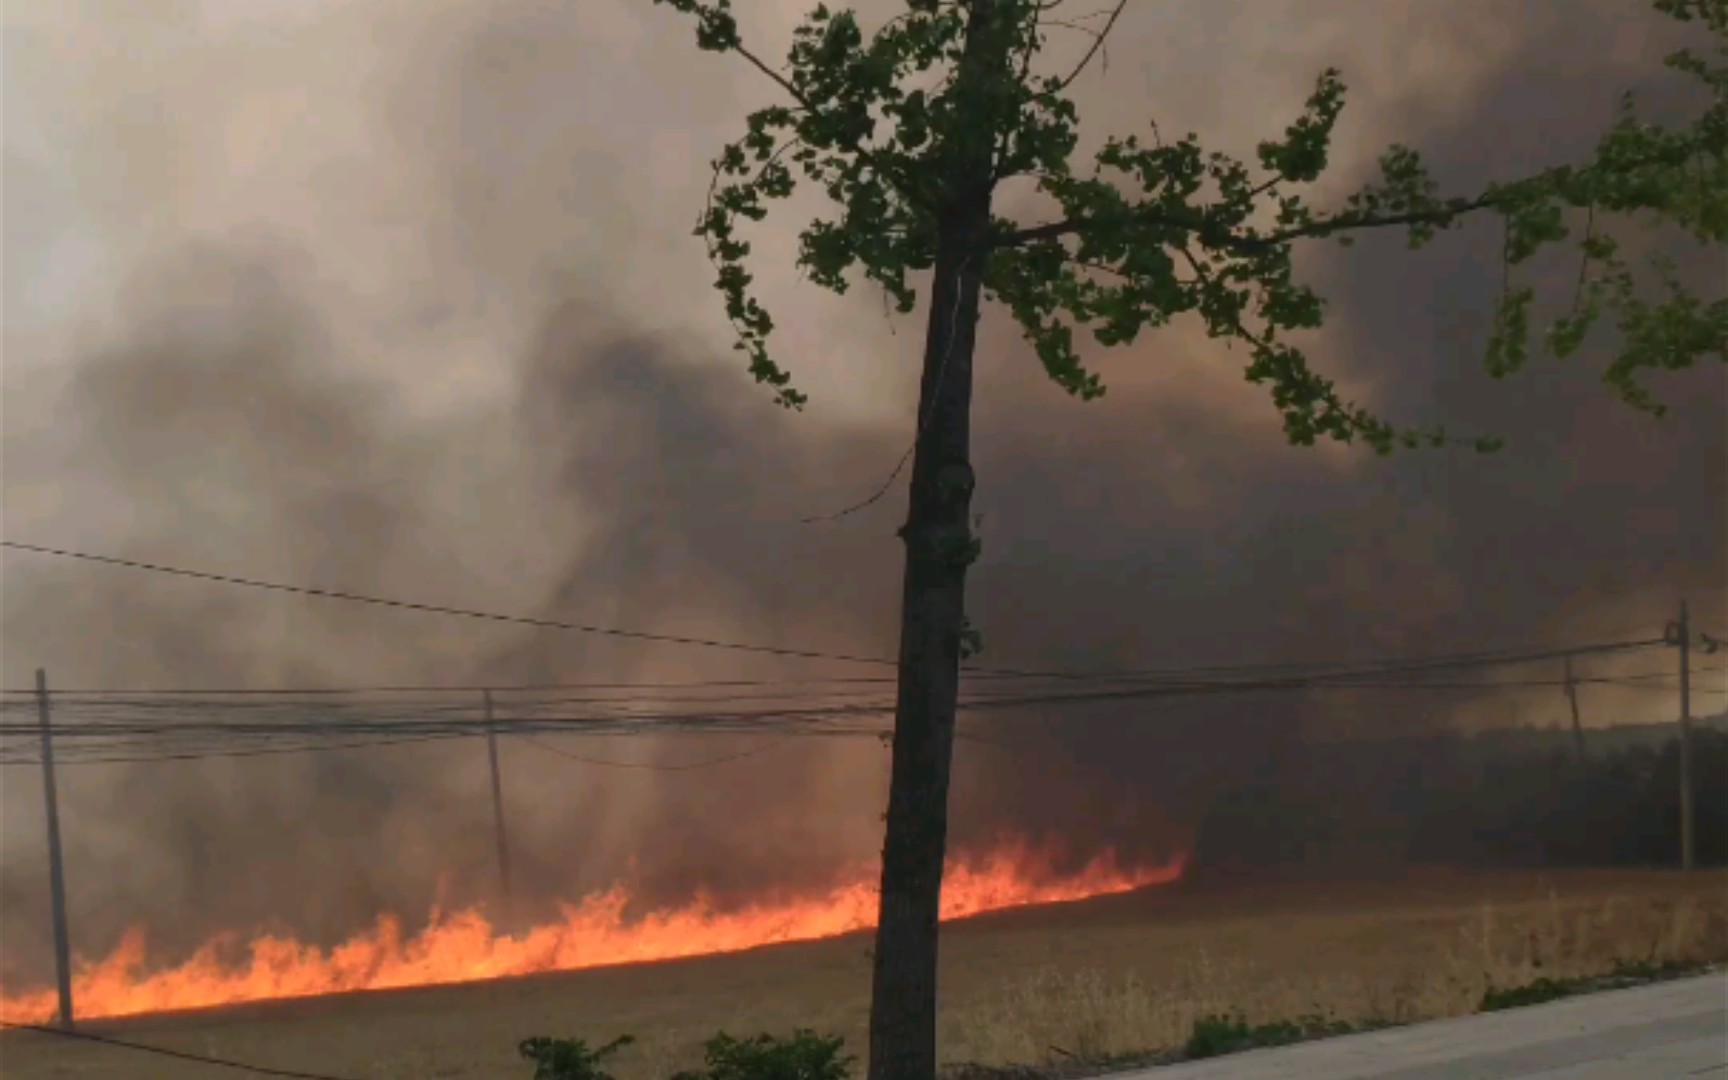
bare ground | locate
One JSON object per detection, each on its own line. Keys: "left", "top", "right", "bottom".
{"left": 2, "top": 867, "right": 1723, "bottom": 1080}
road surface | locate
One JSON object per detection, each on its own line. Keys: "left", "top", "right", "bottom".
{"left": 1126, "top": 973, "right": 1725, "bottom": 1079}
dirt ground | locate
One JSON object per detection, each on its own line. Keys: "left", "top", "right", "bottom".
{"left": 2, "top": 867, "right": 1723, "bottom": 1080}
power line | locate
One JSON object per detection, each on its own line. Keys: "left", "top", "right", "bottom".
{"left": 2, "top": 668, "right": 1716, "bottom": 768}
{"left": 0, "top": 1020, "right": 360, "bottom": 1080}
{"left": 0, "top": 539, "right": 900, "bottom": 670}
{"left": 0, "top": 642, "right": 1658, "bottom": 746}
{"left": 0, "top": 537, "right": 1689, "bottom": 765}
{"left": 0, "top": 539, "right": 1682, "bottom": 687}
{"left": 0, "top": 637, "right": 1679, "bottom": 765}
{"left": 0, "top": 675, "right": 911, "bottom": 696}
{"left": 0, "top": 683, "right": 905, "bottom": 714}
{"left": 0, "top": 732, "right": 471, "bottom": 766}
{"left": 0, "top": 540, "right": 1188, "bottom": 681}
{"left": 0, "top": 636, "right": 1670, "bottom": 734}
{"left": 0, "top": 636, "right": 1675, "bottom": 701}
{"left": 515, "top": 733, "right": 803, "bottom": 771}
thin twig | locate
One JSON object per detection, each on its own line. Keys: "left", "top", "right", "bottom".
{"left": 1047, "top": 0, "right": 1129, "bottom": 93}
{"left": 799, "top": 444, "right": 917, "bottom": 524}
{"left": 1569, "top": 203, "right": 1597, "bottom": 317}
{"left": 716, "top": 24, "right": 934, "bottom": 211}
{"left": 802, "top": 253, "right": 977, "bottom": 524}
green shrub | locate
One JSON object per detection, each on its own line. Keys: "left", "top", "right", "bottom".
{"left": 517, "top": 1030, "right": 852, "bottom": 1080}
{"left": 673, "top": 1031, "right": 853, "bottom": 1080}
{"left": 1608, "top": 957, "right": 1692, "bottom": 980}
{"left": 1479, "top": 977, "right": 1579, "bottom": 1011}
{"left": 518, "top": 1035, "right": 635, "bottom": 1080}
{"left": 1479, "top": 956, "right": 1703, "bottom": 1012}
{"left": 1183, "top": 1013, "right": 1354, "bottom": 1059}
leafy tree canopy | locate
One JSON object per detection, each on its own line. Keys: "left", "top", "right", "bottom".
{"left": 655, "top": 0, "right": 1726, "bottom": 452}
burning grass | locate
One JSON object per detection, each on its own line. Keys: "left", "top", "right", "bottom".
{"left": 0, "top": 840, "right": 1183, "bottom": 1024}
{"left": 0, "top": 868, "right": 1722, "bottom": 1080}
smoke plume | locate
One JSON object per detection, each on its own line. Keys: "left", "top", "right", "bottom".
{"left": 2, "top": 0, "right": 1722, "bottom": 989}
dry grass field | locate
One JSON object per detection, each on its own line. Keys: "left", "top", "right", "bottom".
{"left": 2, "top": 868, "right": 1723, "bottom": 1080}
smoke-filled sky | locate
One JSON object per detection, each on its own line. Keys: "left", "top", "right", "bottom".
{"left": 1, "top": 0, "right": 1723, "bottom": 985}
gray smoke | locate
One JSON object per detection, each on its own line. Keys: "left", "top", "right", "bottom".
{"left": 2, "top": 0, "right": 1722, "bottom": 991}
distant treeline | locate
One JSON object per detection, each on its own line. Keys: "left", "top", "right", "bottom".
{"left": 1188, "top": 723, "right": 1728, "bottom": 879}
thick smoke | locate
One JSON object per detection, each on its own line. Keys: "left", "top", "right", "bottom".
{"left": 2, "top": 0, "right": 1723, "bottom": 989}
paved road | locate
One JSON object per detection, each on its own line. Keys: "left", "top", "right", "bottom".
{"left": 1125, "top": 973, "right": 1725, "bottom": 1080}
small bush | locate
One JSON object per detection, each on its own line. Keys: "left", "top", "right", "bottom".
{"left": 518, "top": 1030, "right": 851, "bottom": 1080}
{"left": 1479, "top": 956, "right": 1709, "bottom": 1012}
{"left": 1183, "top": 1013, "right": 1353, "bottom": 1059}
{"left": 1185, "top": 1015, "right": 1280, "bottom": 1059}
{"left": 673, "top": 1030, "right": 853, "bottom": 1080}
{"left": 1608, "top": 957, "right": 1693, "bottom": 980}
{"left": 518, "top": 1035, "right": 636, "bottom": 1080}
{"left": 1479, "top": 977, "right": 1578, "bottom": 1011}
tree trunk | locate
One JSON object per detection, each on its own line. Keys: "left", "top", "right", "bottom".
{"left": 867, "top": 5, "right": 1013, "bottom": 1079}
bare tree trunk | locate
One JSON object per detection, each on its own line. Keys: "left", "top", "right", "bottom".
{"left": 867, "top": 5, "right": 1012, "bottom": 1078}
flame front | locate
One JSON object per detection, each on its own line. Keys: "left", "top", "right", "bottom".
{"left": 0, "top": 841, "right": 1184, "bottom": 1023}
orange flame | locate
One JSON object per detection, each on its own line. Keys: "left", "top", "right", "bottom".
{"left": 0, "top": 841, "right": 1184, "bottom": 1023}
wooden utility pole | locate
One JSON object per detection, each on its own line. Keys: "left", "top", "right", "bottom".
{"left": 1677, "top": 600, "right": 1694, "bottom": 873}
{"left": 34, "top": 668, "right": 74, "bottom": 1028}
{"left": 1563, "top": 654, "right": 1586, "bottom": 761}
{"left": 483, "top": 690, "right": 513, "bottom": 903}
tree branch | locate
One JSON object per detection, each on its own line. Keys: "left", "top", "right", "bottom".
{"left": 1060, "top": 251, "right": 1197, "bottom": 288}
{"left": 669, "top": 7, "right": 940, "bottom": 212}
{"left": 733, "top": 41, "right": 815, "bottom": 110}
{"left": 996, "top": 194, "right": 1498, "bottom": 253}
{"left": 1171, "top": 242, "right": 1260, "bottom": 347}
{"left": 996, "top": 204, "right": 1201, "bottom": 248}
{"left": 1252, "top": 197, "right": 1495, "bottom": 248}
{"left": 1046, "top": 0, "right": 1129, "bottom": 93}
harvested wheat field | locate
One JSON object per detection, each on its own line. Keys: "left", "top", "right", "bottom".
{"left": 2, "top": 867, "right": 1723, "bottom": 1080}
